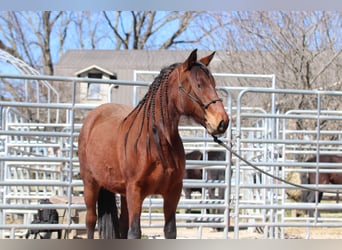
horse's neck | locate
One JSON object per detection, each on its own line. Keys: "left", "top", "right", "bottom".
{"left": 123, "top": 99, "right": 181, "bottom": 143}
{"left": 151, "top": 103, "right": 181, "bottom": 147}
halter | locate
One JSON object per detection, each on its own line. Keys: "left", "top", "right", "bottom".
{"left": 177, "top": 69, "right": 223, "bottom": 110}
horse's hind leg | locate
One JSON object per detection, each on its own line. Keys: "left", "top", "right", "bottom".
{"left": 83, "top": 182, "right": 100, "bottom": 239}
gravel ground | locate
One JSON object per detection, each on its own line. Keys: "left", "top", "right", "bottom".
{"left": 74, "top": 224, "right": 342, "bottom": 239}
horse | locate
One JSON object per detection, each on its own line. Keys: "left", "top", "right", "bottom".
{"left": 25, "top": 199, "right": 61, "bottom": 239}
{"left": 184, "top": 150, "right": 228, "bottom": 201}
{"left": 300, "top": 154, "right": 342, "bottom": 217}
{"left": 78, "top": 49, "right": 229, "bottom": 239}
{"left": 184, "top": 150, "right": 229, "bottom": 218}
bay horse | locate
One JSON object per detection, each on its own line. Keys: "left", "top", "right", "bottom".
{"left": 301, "top": 154, "right": 342, "bottom": 217}
{"left": 78, "top": 49, "right": 229, "bottom": 239}
{"left": 184, "top": 150, "right": 228, "bottom": 201}
{"left": 184, "top": 150, "right": 229, "bottom": 217}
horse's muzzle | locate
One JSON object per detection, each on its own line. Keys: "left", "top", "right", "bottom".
{"left": 217, "top": 119, "right": 229, "bottom": 135}
{"left": 205, "top": 116, "right": 229, "bottom": 136}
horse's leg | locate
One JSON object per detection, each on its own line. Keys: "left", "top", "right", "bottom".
{"left": 126, "top": 184, "right": 143, "bottom": 239}
{"left": 119, "top": 195, "right": 129, "bottom": 239}
{"left": 306, "top": 191, "right": 323, "bottom": 217}
{"left": 184, "top": 188, "right": 192, "bottom": 214}
{"left": 316, "top": 191, "right": 323, "bottom": 217}
{"left": 306, "top": 191, "right": 315, "bottom": 217}
{"left": 163, "top": 182, "right": 182, "bottom": 239}
{"left": 83, "top": 181, "right": 100, "bottom": 239}
{"left": 43, "top": 231, "right": 52, "bottom": 239}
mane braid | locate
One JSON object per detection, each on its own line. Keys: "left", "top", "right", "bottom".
{"left": 158, "top": 64, "right": 178, "bottom": 131}
{"left": 124, "top": 63, "right": 179, "bottom": 157}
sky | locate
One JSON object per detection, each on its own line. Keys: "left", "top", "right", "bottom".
{"left": 1, "top": 0, "right": 342, "bottom": 11}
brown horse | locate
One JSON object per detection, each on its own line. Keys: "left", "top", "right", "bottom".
{"left": 184, "top": 150, "right": 230, "bottom": 217}
{"left": 301, "top": 154, "right": 342, "bottom": 216}
{"left": 184, "top": 150, "right": 228, "bottom": 201}
{"left": 78, "top": 49, "right": 229, "bottom": 239}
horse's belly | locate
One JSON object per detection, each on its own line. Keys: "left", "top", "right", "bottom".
{"left": 330, "top": 173, "right": 342, "bottom": 184}
{"left": 86, "top": 120, "right": 127, "bottom": 194}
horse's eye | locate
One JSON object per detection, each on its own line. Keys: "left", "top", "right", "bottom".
{"left": 197, "top": 83, "right": 201, "bottom": 88}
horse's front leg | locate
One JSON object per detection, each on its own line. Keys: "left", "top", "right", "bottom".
{"left": 119, "top": 195, "right": 129, "bottom": 239}
{"left": 126, "top": 184, "right": 144, "bottom": 239}
{"left": 163, "top": 182, "right": 182, "bottom": 239}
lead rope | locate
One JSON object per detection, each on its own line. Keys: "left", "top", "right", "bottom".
{"left": 212, "top": 136, "right": 339, "bottom": 194}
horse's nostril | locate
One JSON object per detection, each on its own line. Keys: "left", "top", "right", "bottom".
{"left": 219, "top": 119, "right": 229, "bottom": 133}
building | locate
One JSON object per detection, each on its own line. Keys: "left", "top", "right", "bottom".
{"left": 54, "top": 49, "right": 230, "bottom": 106}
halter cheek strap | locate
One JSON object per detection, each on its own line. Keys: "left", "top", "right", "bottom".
{"left": 177, "top": 69, "right": 223, "bottom": 110}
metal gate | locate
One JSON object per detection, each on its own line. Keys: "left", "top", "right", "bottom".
{"left": 1, "top": 73, "right": 342, "bottom": 239}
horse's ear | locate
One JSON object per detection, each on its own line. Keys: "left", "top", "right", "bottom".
{"left": 182, "top": 49, "right": 198, "bottom": 71}
{"left": 199, "top": 51, "right": 216, "bottom": 66}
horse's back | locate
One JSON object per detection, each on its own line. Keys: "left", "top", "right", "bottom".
{"left": 307, "top": 154, "right": 342, "bottom": 163}
{"left": 78, "top": 103, "right": 133, "bottom": 172}
{"left": 79, "top": 103, "right": 132, "bottom": 140}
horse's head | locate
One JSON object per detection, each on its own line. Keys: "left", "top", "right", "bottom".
{"left": 174, "top": 49, "right": 229, "bottom": 136}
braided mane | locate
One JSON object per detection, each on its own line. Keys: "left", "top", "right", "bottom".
{"left": 124, "top": 63, "right": 180, "bottom": 154}
{"left": 137, "top": 63, "right": 179, "bottom": 106}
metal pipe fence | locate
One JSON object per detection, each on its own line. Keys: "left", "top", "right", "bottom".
{"left": 1, "top": 74, "right": 342, "bottom": 239}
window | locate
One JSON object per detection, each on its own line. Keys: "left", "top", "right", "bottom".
{"left": 87, "top": 73, "right": 102, "bottom": 100}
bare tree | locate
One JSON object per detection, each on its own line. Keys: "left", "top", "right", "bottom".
{"left": 2, "top": 10, "right": 340, "bottom": 114}
{"left": 0, "top": 11, "right": 212, "bottom": 76}
{"left": 0, "top": 11, "right": 65, "bottom": 75}
{"left": 208, "top": 11, "right": 342, "bottom": 114}
{"left": 69, "top": 11, "right": 107, "bottom": 50}
{"left": 102, "top": 11, "right": 206, "bottom": 50}
{"left": 209, "top": 11, "right": 341, "bottom": 87}
{"left": 204, "top": 11, "right": 342, "bottom": 156}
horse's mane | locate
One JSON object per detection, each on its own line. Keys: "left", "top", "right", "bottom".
{"left": 123, "top": 63, "right": 180, "bottom": 155}
{"left": 123, "top": 61, "right": 212, "bottom": 158}
{"left": 137, "top": 63, "right": 180, "bottom": 107}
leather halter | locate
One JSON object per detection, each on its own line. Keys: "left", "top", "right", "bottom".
{"left": 177, "top": 69, "right": 223, "bottom": 110}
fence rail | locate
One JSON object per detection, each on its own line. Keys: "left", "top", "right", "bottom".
{"left": 1, "top": 73, "right": 342, "bottom": 239}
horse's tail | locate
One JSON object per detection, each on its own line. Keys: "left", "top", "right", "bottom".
{"left": 300, "top": 172, "right": 312, "bottom": 202}
{"left": 98, "top": 188, "right": 120, "bottom": 239}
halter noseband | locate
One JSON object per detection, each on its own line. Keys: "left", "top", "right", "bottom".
{"left": 177, "top": 69, "right": 223, "bottom": 110}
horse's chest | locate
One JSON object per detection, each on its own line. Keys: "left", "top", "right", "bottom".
{"left": 146, "top": 163, "right": 184, "bottom": 194}
{"left": 153, "top": 164, "right": 182, "bottom": 181}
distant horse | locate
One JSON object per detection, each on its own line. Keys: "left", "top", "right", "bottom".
{"left": 184, "top": 150, "right": 228, "bottom": 201}
{"left": 301, "top": 154, "right": 342, "bottom": 217}
{"left": 25, "top": 199, "right": 61, "bottom": 239}
{"left": 78, "top": 49, "right": 229, "bottom": 239}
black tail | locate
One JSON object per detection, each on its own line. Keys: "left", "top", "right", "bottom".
{"left": 98, "top": 188, "right": 120, "bottom": 239}
{"left": 300, "top": 172, "right": 312, "bottom": 202}
{"left": 300, "top": 172, "right": 323, "bottom": 203}
{"left": 300, "top": 172, "right": 323, "bottom": 217}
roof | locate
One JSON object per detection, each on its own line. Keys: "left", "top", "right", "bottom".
{"left": 54, "top": 49, "right": 227, "bottom": 79}
{"left": 74, "top": 64, "right": 116, "bottom": 77}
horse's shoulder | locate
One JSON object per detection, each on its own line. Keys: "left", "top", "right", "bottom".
{"left": 80, "top": 103, "right": 133, "bottom": 140}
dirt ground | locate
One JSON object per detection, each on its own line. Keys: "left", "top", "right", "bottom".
{"left": 7, "top": 206, "right": 342, "bottom": 239}
{"left": 283, "top": 227, "right": 342, "bottom": 239}
{"left": 76, "top": 226, "right": 342, "bottom": 239}
{"left": 140, "top": 226, "right": 342, "bottom": 239}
